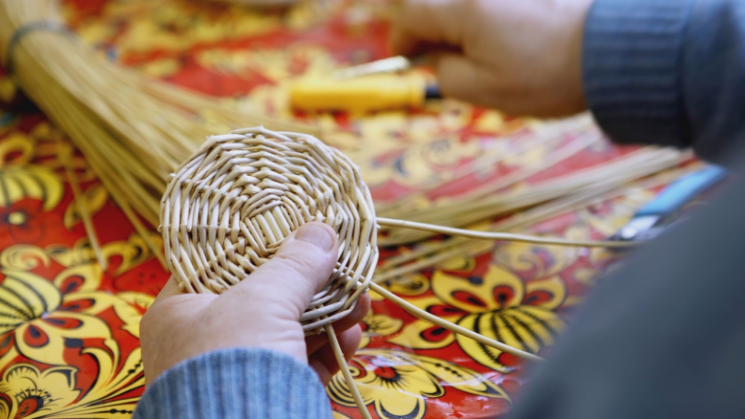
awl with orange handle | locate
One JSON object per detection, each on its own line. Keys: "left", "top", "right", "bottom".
{"left": 288, "top": 56, "right": 441, "bottom": 112}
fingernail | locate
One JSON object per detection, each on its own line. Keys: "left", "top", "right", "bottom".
{"left": 295, "top": 223, "right": 335, "bottom": 251}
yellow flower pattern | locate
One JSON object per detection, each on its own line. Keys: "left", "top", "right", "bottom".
{"left": 328, "top": 349, "right": 510, "bottom": 419}
{"left": 359, "top": 310, "right": 403, "bottom": 349}
{"left": 0, "top": 133, "right": 63, "bottom": 211}
{"left": 0, "top": 364, "right": 79, "bottom": 418}
{"left": 390, "top": 265, "right": 566, "bottom": 373}
{"left": 0, "top": 241, "right": 153, "bottom": 418}
{"left": 0, "top": 269, "right": 114, "bottom": 366}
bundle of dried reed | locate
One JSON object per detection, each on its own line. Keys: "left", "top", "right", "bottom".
{"left": 0, "top": 0, "right": 314, "bottom": 260}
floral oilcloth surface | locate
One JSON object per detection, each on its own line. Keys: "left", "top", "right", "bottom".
{"left": 0, "top": 1, "right": 672, "bottom": 418}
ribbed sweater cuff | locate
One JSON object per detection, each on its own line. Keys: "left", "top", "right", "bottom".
{"left": 583, "top": 0, "right": 697, "bottom": 148}
{"left": 134, "top": 349, "right": 332, "bottom": 419}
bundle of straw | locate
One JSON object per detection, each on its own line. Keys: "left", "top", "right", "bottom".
{"left": 374, "top": 155, "right": 692, "bottom": 283}
{"left": 379, "top": 146, "right": 689, "bottom": 244}
{"left": 0, "top": 0, "right": 314, "bottom": 249}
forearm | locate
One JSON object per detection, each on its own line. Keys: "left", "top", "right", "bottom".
{"left": 134, "top": 348, "right": 333, "bottom": 419}
{"left": 583, "top": 0, "right": 745, "bottom": 163}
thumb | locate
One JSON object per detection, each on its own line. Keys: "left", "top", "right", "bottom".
{"left": 223, "top": 222, "right": 339, "bottom": 318}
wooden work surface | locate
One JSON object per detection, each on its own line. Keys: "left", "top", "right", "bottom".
{"left": 0, "top": 1, "right": 681, "bottom": 418}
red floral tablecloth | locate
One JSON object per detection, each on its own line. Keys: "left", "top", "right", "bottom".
{"left": 0, "top": 1, "right": 670, "bottom": 418}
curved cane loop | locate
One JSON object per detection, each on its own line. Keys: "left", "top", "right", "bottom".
{"left": 160, "top": 127, "right": 379, "bottom": 335}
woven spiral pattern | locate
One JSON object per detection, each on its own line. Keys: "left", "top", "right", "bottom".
{"left": 160, "top": 127, "right": 379, "bottom": 334}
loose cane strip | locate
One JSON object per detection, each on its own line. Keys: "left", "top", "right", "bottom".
{"left": 59, "top": 142, "right": 107, "bottom": 269}
{"left": 326, "top": 322, "right": 373, "bottom": 419}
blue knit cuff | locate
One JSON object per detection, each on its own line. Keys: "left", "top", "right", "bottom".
{"left": 134, "top": 348, "right": 332, "bottom": 419}
{"left": 583, "top": 0, "right": 697, "bottom": 148}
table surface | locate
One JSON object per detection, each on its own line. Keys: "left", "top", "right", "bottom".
{"left": 0, "top": 1, "right": 673, "bottom": 418}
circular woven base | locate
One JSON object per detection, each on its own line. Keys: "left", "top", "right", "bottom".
{"left": 160, "top": 127, "right": 378, "bottom": 334}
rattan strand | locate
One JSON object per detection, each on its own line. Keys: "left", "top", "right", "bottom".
{"left": 160, "top": 127, "right": 379, "bottom": 335}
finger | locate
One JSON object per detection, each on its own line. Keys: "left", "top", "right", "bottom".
{"left": 222, "top": 222, "right": 339, "bottom": 318}
{"left": 434, "top": 53, "right": 508, "bottom": 109}
{"left": 389, "top": 27, "right": 428, "bottom": 57}
{"left": 308, "top": 325, "right": 363, "bottom": 386}
{"left": 390, "top": 30, "right": 462, "bottom": 59}
{"left": 434, "top": 53, "right": 567, "bottom": 116}
{"left": 389, "top": 0, "right": 466, "bottom": 56}
{"left": 306, "top": 293, "right": 370, "bottom": 354}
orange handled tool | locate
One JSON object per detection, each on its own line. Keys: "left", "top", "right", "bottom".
{"left": 289, "top": 73, "right": 441, "bottom": 112}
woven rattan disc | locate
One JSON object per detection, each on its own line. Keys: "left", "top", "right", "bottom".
{"left": 160, "top": 127, "right": 379, "bottom": 334}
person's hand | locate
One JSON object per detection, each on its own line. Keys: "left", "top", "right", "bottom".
{"left": 390, "top": 0, "right": 595, "bottom": 117}
{"left": 140, "top": 222, "right": 370, "bottom": 385}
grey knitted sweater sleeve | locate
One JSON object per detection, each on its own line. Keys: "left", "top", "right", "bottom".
{"left": 132, "top": 349, "right": 332, "bottom": 419}
{"left": 584, "top": 0, "right": 745, "bottom": 163}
